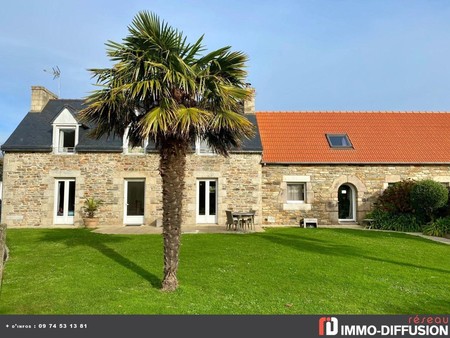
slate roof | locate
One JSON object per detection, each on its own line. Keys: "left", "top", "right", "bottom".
{"left": 234, "top": 114, "right": 262, "bottom": 152}
{"left": 1, "top": 99, "right": 123, "bottom": 152}
{"left": 256, "top": 111, "right": 450, "bottom": 164}
{"left": 1, "top": 99, "right": 262, "bottom": 153}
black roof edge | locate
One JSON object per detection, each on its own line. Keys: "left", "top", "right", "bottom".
{"left": 75, "top": 148, "right": 123, "bottom": 153}
{"left": 76, "top": 150, "right": 124, "bottom": 153}
{"left": 1, "top": 146, "right": 52, "bottom": 152}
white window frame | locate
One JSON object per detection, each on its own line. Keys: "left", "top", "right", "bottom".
{"left": 282, "top": 175, "right": 312, "bottom": 211}
{"left": 124, "top": 179, "right": 146, "bottom": 225}
{"left": 52, "top": 108, "right": 80, "bottom": 155}
{"left": 53, "top": 125, "right": 79, "bottom": 154}
{"left": 59, "top": 127, "right": 76, "bottom": 153}
{"left": 123, "top": 126, "right": 148, "bottom": 155}
{"left": 195, "top": 138, "right": 215, "bottom": 156}
{"left": 196, "top": 179, "right": 218, "bottom": 223}
{"left": 286, "top": 183, "right": 306, "bottom": 203}
{"left": 54, "top": 178, "right": 76, "bottom": 225}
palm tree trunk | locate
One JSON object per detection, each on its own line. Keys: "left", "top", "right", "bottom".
{"left": 159, "top": 137, "right": 188, "bottom": 291}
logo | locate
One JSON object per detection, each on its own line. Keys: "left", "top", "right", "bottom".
{"left": 318, "top": 316, "right": 449, "bottom": 336}
{"left": 319, "top": 317, "right": 339, "bottom": 336}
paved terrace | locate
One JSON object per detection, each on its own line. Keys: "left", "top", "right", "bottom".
{"left": 92, "top": 222, "right": 364, "bottom": 235}
{"left": 92, "top": 224, "right": 450, "bottom": 245}
{"left": 93, "top": 224, "right": 266, "bottom": 235}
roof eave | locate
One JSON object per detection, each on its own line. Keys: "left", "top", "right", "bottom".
{"left": 75, "top": 149, "right": 123, "bottom": 153}
{"left": 1, "top": 146, "right": 52, "bottom": 152}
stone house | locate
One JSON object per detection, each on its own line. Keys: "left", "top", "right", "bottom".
{"left": 1, "top": 86, "right": 450, "bottom": 228}
{"left": 257, "top": 111, "right": 450, "bottom": 226}
{"left": 0, "top": 86, "right": 262, "bottom": 228}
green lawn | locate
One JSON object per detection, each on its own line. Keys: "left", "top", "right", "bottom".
{"left": 0, "top": 228, "right": 449, "bottom": 314}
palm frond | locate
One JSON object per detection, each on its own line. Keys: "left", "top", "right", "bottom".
{"left": 202, "top": 110, "right": 255, "bottom": 156}
{"left": 79, "top": 87, "right": 135, "bottom": 139}
{"left": 137, "top": 98, "right": 178, "bottom": 139}
{"left": 176, "top": 107, "right": 212, "bottom": 137}
{"left": 81, "top": 10, "right": 252, "bottom": 154}
{"left": 210, "top": 110, "right": 254, "bottom": 136}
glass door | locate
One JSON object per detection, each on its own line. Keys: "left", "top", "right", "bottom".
{"left": 124, "top": 179, "right": 145, "bottom": 225}
{"left": 196, "top": 179, "right": 217, "bottom": 223}
{"left": 54, "top": 179, "right": 75, "bottom": 224}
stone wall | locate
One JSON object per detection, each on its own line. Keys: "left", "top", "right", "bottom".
{"left": 1, "top": 152, "right": 261, "bottom": 228}
{"left": 6, "top": 151, "right": 448, "bottom": 228}
{"left": 261, "top": 164, "right": 450, "bottom": 226}
{"left": 184, "top": 153, "right": 262, "bottom": 225}
{"left": 1, "top": 152, "right": 160, "bottom": 227}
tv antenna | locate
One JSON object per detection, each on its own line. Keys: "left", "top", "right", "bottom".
{"left": 44, "top": 66, "right": 61, "bottom": 97}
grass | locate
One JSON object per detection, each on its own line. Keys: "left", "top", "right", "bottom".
{"left": 0, "top": 227, "right": 449, "bottom": 314}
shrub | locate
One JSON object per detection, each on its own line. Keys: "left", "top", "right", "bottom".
{"left": 410, "top": 180, "right": 448, "bottom": 222}
{"left": 375, "top": 180, "right": 415, "bottom": 214}
{"left": 371, "top": 209, "right": 422, "bottom": 232}
{"left": 436, "top": 186, "right": 450, "bottom": 218}
{"left": 371, "top": 179, "right": 450, "bottom": 233}
{"left": 423, "top": 217, "right": 450, "bottom": 237}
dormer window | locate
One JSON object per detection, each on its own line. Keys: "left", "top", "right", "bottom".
{"left": 123, "top": 126, "right": 147, "bottom": 155}
{"left": 58, "top": 128, "right": 76, "bottom": 153}
{"left": 52, "top": 107, "right": 79, "bottom": 154}
{"left": 326, "top": 134, "right": 353, "bottom": 149}
{"left": 196, "top": 138, "right": 215, "bottom": 155}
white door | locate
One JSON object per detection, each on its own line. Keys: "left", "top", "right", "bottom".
{"left": 124, "top": 179, "right": 145, "bottom": 225}
{"left": 196, "top": 179, "right": 218, "bottom": 223}
{"left": 54, "top": 179, "right": 76, "bottom": 224}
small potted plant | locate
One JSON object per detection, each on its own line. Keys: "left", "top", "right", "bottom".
{"left": 83, "top": 197, "right": 103, "bottom": 228}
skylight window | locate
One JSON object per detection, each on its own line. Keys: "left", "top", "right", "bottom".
{"left": 326, "top": 134, "right": 353, "bottom": 148}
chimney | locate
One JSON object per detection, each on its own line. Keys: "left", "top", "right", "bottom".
{"left": 243, "top": 85, "right": 255, "bottom": 115}
{"left": 30, "top": 86, "right": 58, "bottom": 112}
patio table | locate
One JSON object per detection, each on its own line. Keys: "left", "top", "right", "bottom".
{"left": 232, "top": 211, "right": 255, "bottom": 230}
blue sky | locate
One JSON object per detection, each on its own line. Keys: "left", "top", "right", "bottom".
{"left": 1, "top": 0, "right": 450, "bottom": 144}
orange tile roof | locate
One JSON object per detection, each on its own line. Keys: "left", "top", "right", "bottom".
{"left": 256, "top": 112, "right": 450, "bottom": 164}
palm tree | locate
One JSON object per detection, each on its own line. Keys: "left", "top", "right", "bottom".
{"left": 79, "top": 11, "right": 254, "bottom": 291}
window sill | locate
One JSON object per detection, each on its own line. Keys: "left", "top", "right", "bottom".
{"left": 283, "top": 203, "right": 311, "bottom": 211}
{"left": 196, "top": 153, "right": 217, "bottom": 156}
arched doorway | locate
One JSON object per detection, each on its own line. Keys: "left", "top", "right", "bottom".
{"left": 338, "top": 184, "right": 356, "bottom": 221}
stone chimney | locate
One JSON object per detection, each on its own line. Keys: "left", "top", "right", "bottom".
{"left": 30, "top": 86, "right": 58, "bottom": 112}
{"left": 243, "top": 85, "right": 255, "bottom": 115}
